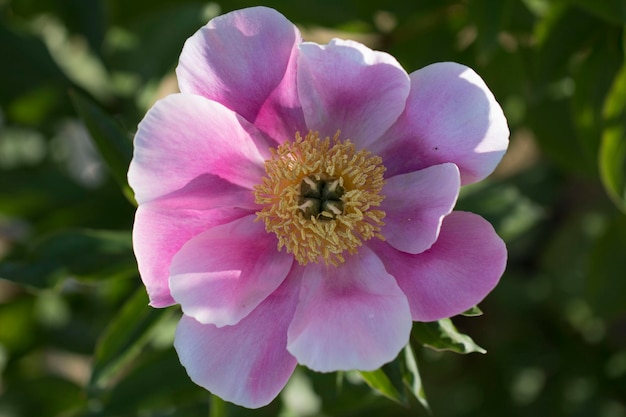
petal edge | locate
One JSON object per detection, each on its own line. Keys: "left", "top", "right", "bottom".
{"left": 372, "top": 211, "right": 507, "bottom": 322}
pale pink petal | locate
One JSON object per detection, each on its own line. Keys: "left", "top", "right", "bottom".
{"left": 170, "top": 215, "right": 293, "bottom": 327}
{"left": 133, "top": 175, "right": 257, "bottom": 307}
{"left": 371, "top": 211, "right": 507, "bottom": 322}
{"left": 128, "top": 94, "right": 267, "bottom": 205}
{"left": 297, "top": 39, "right": 410, "bottom": 147}
{"left": 381, "top": 163, "right": 460, "bottom": 254}
{"left": 373, "top": 62, "right": 509, "bottom": 185}
{"left": 176, "top": 6, "right": 306, "bottom": 141}
{"left": 174, "top": 269, "right": 302, "bottom": 408}
{"left": 287, "top": 246, "right": 411, "bottom": 372}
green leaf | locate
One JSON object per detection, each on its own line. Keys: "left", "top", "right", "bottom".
{"left": 70, "top": 90, "right": 136, "bottom": 205}
{"left": 528, "top": 5, "right": 607, "bottom": 177}
{"left": 412, "top": 319, "right": 487, "bottom": 354}
{"left": 89, "top": 288, "right": 170, "bottom": 389}
{"left": 457, "top": 179, "right": 548, "bottom": 247}
{"left": 0, "top": 229, "right": 136, "bottom": 289}
{"left": 566, "top": 0, "right": 626, "bottom": 25}
{"left": 402, "top": 344, "right": 430, "bottom": 412}
{"left": 586, "top": 214, "right": 626, "bottom": 318}
{"left": 63, "top": 0, "right": 107, "bottom": 54}
{"left": 534, "top": 5, "right": 605, "bottom": 82}
{"left": 468, "top": 0, "right": 512, "bottom": 59}
{"left": 599, "top": 63, "right": 626, "bottom": 213}
{"left": 0, "top": 374, "right": 86, "bottom": 417}
{"left": 0, "top": 22, "right": 69, "bottom": 105}
{"left": 106, "top": 3, "right": 207, "bottom": 83}
{"left": 571, "top": 26, "right": 624, "bottom": 176}
{"left": 461, "top": 306, "right": 484, "bottom": 317}
{"left": 0, "top": 297, "right": 37, "bottom": 353}
{"left": 210, "top": 394, "right": 228, "bottom": 417}
{"left": 359, "top": 365, "right": 407, "bottom": 405}
{"left": 359, "top": 344, "right": 432, "bottom": 409}
{"left": 94, "top": 347, "right": 207, "bottom": 417}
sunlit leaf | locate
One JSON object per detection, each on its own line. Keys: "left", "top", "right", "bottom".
{"left": 413, "top": 319, "right": 486, "bottom": 354}
{"left": 70, "top": 90, "right": 136, "bottom": 205}
{"left": 599, "top": 63, "right": 626, "bottom": 212}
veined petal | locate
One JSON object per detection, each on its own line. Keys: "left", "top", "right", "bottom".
{"left": 174, "top": 269, "right": 302, "bottom": 408}
{"left": 371, "top": 211, "right": 507, "bottom": 322}
{"left": 170, "top": 215, "right": 294, "bottom": 327}
{"left": 176, "top": 6, "right": 306, "bottom": 141}
{"left": 133, "top": 175, "right": 257, "bottom": 307}
{"left": 297, "top": 39, "right": 410, "bottom": 147}
{"left": 287, "top": 246, "right": 411, "bottom": 372}
{"left": 373, "top": 62, "right": 509, "bottom": 185}
{"left": 381, "top": 163, "right": 460, "bottom": 254}
{"left": 128, "top": 94, "right": 267, "bottom": 205}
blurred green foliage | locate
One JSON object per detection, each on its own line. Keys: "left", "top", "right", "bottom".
{"left": 1, "top": 0, "right": 625, "bottom": 416}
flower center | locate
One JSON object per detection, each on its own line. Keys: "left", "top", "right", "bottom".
{"left": 298, "top": 175, "right": 344, "bottom": 220}
{"left": 254, "top": 131, "right": 386, "bottom": 266}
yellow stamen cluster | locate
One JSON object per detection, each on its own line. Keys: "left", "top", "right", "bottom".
{"left": 254, "top": 131, "right": 386, "bottom": 266}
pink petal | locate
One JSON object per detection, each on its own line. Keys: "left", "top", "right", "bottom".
{"left": 373, "top": 62, "right": 509, "bottom": 185}
{"left": 132, "top": 175, "right": 256, "bottom": 307}
{"left": 170, "top": 215, "right": 294, "bottom": 327}
{"left": 371, "top": 211, "right": 507, "bottom": 322}
{"left": 297, "top": 39, "right": 410, "bottom": 147}
{"left": 176, "top": 6, "right": 306, "bottom": 141}
{"left": 128, "top": 94, "right": 267, "bottom": 205}
{"left": 287, "top": 246, "right": 411, "bottom": 372}
{"left": 381, "top": 163, "right": 460, "bottom": 254}
{"left": 174, "top": 270, "right": 302, "bottom": 408}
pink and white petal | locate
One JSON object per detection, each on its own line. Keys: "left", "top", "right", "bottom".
{"left": 128, "top": 94, "right": 267, "bottom": 205}
{"left": 170, "top": 215, "right": 294, "bottom": 327}
{"left": 176, "top": 6, "right": 306, "bottom": 140}
{"left": 381, "top": 163, "right": 460, "bottom": 254}
{"left": 373, "top": 62, "right": 509, "bottom": 185}
{"left": 371, "top": 211, "right": 507, "bottom": 322}
{"left": 133, "top": 175, "right": 258, "bottom": 307}
{"left": 174, "top": 269, "right": 302, "bottom": 408}
{"left": 297, "top": 39, "right": 410, "bottom": 147}
{"left": 146, "top": 173, "right": 258, "bottom": 212}
{"left": 251, "top": 44, "right": 307, "bottom": 143}
{"left": 287, "top": 245, "right": 411, "bottom": 372}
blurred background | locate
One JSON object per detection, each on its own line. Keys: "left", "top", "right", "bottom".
{"left": 0, "top": 0, "right": 625, "bottom": 416}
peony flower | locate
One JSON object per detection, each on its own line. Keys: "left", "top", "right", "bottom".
{"left": 128, "top": 6, "right": 508, "bottom": 408}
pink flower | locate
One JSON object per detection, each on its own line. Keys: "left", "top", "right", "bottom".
{"left": 128, "top": 6, "right": 508, "bottom": 408}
